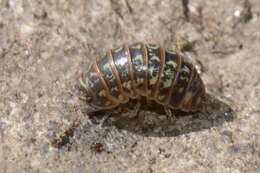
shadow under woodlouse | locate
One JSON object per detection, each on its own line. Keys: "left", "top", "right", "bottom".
{"left": 50, "top": 92, "right": 234, "bottom": 148}
{"left": 92, "top": 93, "right": 235, "bottom": 137}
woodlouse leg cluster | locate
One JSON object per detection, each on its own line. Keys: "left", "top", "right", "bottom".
{"left": 164, "top": 107, "right": 177, "bottom": 122}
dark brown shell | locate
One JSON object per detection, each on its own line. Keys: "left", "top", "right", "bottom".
{"left": 80, "top": 43, "right": 205, "bottom": 113}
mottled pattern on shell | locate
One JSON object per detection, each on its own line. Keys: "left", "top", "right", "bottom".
{"left": 81, "top": 43, "right": 205, "bottom": 113}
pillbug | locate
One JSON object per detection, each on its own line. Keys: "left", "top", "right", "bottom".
{"left": 49, "top": 43, "right": 206, "bottom": 148}
{"left": 80, "top": 43, "right": 205, "bottom": 116}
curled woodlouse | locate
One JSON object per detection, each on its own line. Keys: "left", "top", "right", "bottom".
{"left": 80, "top": 43, "right": 205, "bottom": 115}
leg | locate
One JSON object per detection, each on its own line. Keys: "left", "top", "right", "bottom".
{"left": 164, "top": 106, "right": 177, "bottom": 122}
{"left": 133, "top": 100, "right": 145, "bottom": 124}
{"left": 79, "top": 76, "right": 87, "bottom": 90}
{"left": 133, "top": 100, "right": 141, "bottom": 118}
{"left": 78, "top": 77, "right": 89, "bottom": 101}
{"left": 97, "top": 115, "right": 111, "bottom": 128}
{"left": 49, "top": 115, "right": 83, "bottom": 148}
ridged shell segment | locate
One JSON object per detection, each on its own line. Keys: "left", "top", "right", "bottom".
{"left": 82, "top": 43, "right": 205, "bottom": 112}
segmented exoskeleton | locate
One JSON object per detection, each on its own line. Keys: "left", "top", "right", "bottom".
{"left": 80, "top": 43, "right": 205, "bottom": 114}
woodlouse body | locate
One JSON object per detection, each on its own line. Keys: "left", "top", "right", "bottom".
{"left": 80, "top": 43, "right": 205, "bottom": 113}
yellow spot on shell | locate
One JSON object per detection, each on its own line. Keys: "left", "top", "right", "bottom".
{"left": 98, "top": 90, "right": 106, "bottom": 97}
{"left": 166, "top": 60, "right": 177, "bottom": 68}
{"left": 135, "top": 55, "right": 144, "bottom": 63}
{"left": 180, "top": 75, "right": 189, "bottom": 81}
{"left": 88, "top": 80, "right": 95, "bottom": 88}
{"left": 108, "top": 75, "right": 115, "bottom": 82}
{"left": 122, "top": 81, "right": 132, "bottom": 90}
{"left": 105, "top": 101, "right": 111, "bottom": 106}
{"left": 137, "top": 78, "right": 143, "bottom": 83}
{"left": 182, "top": 65, "right": 190, "bottom": 73}
{"left": 150, "top": 76, "right": 157, "bottom": 85}
{"left": 104, "top": 63, "right": 110, "bottom": 70}
{"left": 158, "top": 95, "right": 165, "bottom": 100}
{"left": 118, "top": 94, "right": 124, "bottom": 101}
{"left": 132, "top": 43, "right": 142, "bottom": 49}
{"left": 166, "top": 50, "right": 175, "bottom": 54}
{"left": 114, "top": 46, "right": 123, "bottom": 53}
{"left": 182, "top": 91, "right": 193, "bottom": 104}
{"left": 111, "top": 87, "right": 118, "bottom": 92}
{"left": 151, "top": 56, "right": 160, "bottom": 61}
{"left": 147, "top": 44, "right": 159, "bottom": 49}
{"left": 90, "top": 72, "right": 98, "bottom": 77}
{"left": 163, "top": 80, "right": 172, "bottom": 88}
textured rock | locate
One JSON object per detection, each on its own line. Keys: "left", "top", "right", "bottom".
{"left": 0, "top": 0, "right": 259, "bottom": 172}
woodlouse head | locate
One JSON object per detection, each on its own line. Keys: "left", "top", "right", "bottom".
{"left": 81, "top": 90, "right": 104, "bottom": 114}
{"left": 79, "top": 78, "right": 104, "bottom": 113}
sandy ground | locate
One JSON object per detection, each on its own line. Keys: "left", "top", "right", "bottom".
{"left": 0, "top": 0, "right": 259, "bottom": 172}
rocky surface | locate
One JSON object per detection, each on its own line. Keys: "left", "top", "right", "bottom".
{"left": 0, "top": 0, "right": 259, "bottom": 172}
